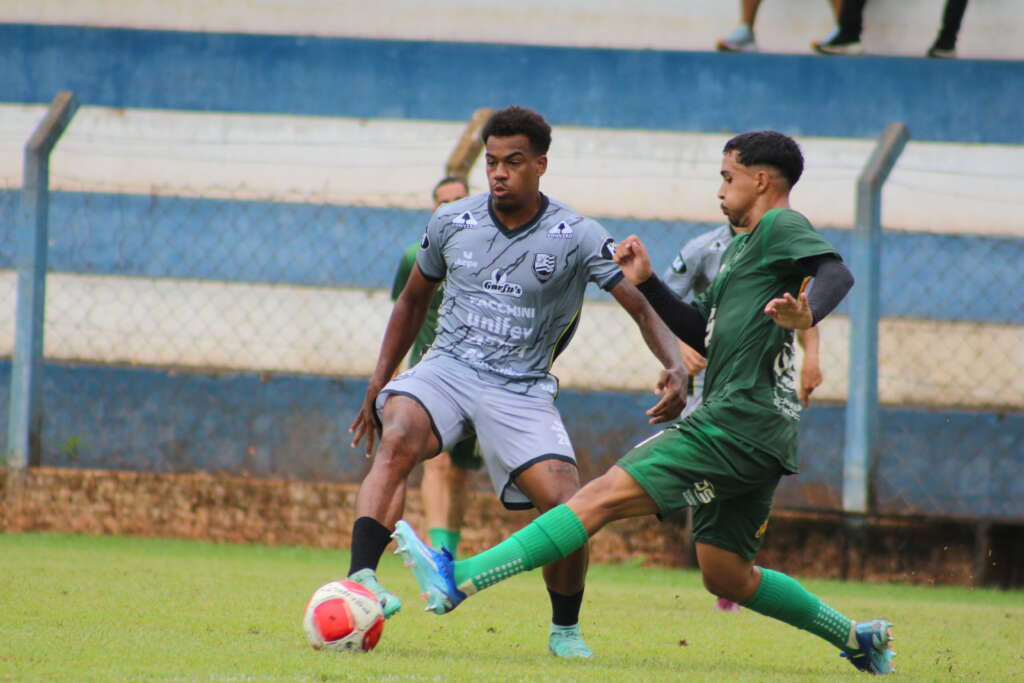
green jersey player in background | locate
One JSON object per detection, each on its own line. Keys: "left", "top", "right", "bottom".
{"left": 349, "top": 106, "right": 686, "bottom": 658}
{"left": 395, "top": 131, "right": 897, "bottom": 676}
{"left": 391, "top": 176, "right": 484, "bottom": 559}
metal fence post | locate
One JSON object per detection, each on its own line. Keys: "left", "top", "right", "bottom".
{"left": 842, "top": 122, "right": 910, "bottom": 515}
{"left": 5, "top": 92, "right": 79, "bottom": 469}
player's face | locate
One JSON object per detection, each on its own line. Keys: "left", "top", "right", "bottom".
{"left": 718, "top": 150, "right": 759, "bottom": 229}
{"left": 485, "top": 134, "right": 547, "bottom": 214}
{"left": 433, "top": 181, "right": 468, "bottom": 209}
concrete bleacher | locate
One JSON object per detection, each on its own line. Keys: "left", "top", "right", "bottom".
{"left": 1, "top": 2, "right": 1021, "bottom": 520}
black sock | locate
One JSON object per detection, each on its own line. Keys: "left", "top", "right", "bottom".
{"left": 348, "top": 517, "right": 392, "bottom": 576}
{"left": 548, "top": 588, "right": 585, "bottom": 627}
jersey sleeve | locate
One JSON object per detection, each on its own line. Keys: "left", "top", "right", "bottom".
{"left": 579, "top": 219, "right": 625, "bottom": 291}
{"left": 661, "top": 236, "right": 704, "bottom": 301}
{"left": 761, "top": 209, "right": 838, "bottom": 265}
{"left": 414, "top": 210, "right": 448, "bottom": 282}
{"left": 390, "top": 243, "right": 418, "bottom": 301}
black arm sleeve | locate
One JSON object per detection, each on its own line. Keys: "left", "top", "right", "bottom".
{"left": 797, "top": 254, "right": 855, "bottom": 325}
{"left": 635, "top": 274, "right": 707, "bottom": 355}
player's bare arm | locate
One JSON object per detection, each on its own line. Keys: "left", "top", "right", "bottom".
{"left": 796, "top": 326, "right": 822, "bottom": 408}
{"left": 609, "top": 280, "right": 686, "bottom": 424}
{"left": 349, "top": 264, "right": 440, "bottom": 454}
{"left": 613, "top": 234, "right": 708, "bottom": 354}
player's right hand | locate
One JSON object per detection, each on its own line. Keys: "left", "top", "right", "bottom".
{"left": 613, "top": 234, "right": 653, "bottom": 285}
{"left": 349, "top": 389, "right": 382, "bottom": 457}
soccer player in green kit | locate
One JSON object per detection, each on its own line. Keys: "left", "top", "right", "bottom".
{"left": 394, "top": 131, "right": 897, "bottom": 675}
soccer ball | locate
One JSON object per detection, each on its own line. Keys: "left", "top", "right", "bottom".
{"left": 302, "top": 580, "right": 385, "bottom": 652}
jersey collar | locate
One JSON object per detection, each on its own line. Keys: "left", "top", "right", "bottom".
{"left": 488, "top": 193, "right": 550, "bottom": 238}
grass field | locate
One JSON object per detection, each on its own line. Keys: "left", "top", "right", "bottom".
{"left": 1, "top": 533, "right": 1022, "bottom": 681}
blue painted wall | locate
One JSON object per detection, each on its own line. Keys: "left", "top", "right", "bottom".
{"left": 2, "top": 24, "right": 1023, "bottom": 143}
{"left": 1, "top": 190, "right": 1021, "bottom": 324}
{"left": 1, "top": 362, "right": 1020, "bottom": 520}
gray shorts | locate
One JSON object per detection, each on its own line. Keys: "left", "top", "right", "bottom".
{"left": 375, "top": 354, "right": 575, "bottom": 509}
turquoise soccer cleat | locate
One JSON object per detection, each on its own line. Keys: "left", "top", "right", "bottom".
{"left": 841, "top": 619, "right": 896, "bottom": 674}
{"left": 549, "top": 624, "right": 593, "bottom": 658}
{"left": 347, "top": 568, "right": 402, "bottom": 619}
{"left": 392, "top": 520, "right": 466, "bottom": 615}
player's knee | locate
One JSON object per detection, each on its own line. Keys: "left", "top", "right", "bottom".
{"left": 376, "top": 430, "right": 425, "bottom": 470}
{"left": 699, "top": 562, "right": 756, "bottom": 602}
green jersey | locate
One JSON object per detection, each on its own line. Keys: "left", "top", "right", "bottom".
{"left": 391, "top": 242, "right": 444, "bottom": 365}
{"left": 690, "top": 208, "right": 838, "bottom": 472}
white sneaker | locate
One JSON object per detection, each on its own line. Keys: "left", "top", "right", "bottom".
{"left": 716, "top": 25, "right": 758, "bottom": 53}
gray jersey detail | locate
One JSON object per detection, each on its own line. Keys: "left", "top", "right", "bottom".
{"left": 662, "top": 224, "right": 734, "bottom": 419}
{"left": 662, "top": 223, "right": 735, "bottom": 304}
{"left": 415, "top": 192, "right": 621, "bottom": 392}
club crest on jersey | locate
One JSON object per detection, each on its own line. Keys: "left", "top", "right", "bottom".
{"left": 533, "top": 253, "right": 556, "bottom": 283}
{"left": 420, "top": 232, "right": 430, "bottom": 249}
{"left": 672, "top": 255, "right": 686, "bottom": 274}
{"left": 599, "top": 237, "right": 617, "bottom": 260}
{"left": 547, "top": 221, "right": 575, "bottom": 239}
{"left": 483, "top": 268, "right": 524, "bottom": 297}
{"left": 451, "top": 211, "right": 478, "bottom": 227}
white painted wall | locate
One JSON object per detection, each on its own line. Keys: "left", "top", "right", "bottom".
{"left": 2, "top": 105, "right": 1020, "bottom": 235}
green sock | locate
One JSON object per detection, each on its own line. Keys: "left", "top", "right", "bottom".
{"left": 742, "top": 567, "right": 855, "bottom": 652}
{"left": 428, "top": 528, "right": 462, "bottom": 557}
{"left": 454, "top": 505, "right": 588, "bottom": 594}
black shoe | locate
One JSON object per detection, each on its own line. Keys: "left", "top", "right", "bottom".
{"left": 927, "top": 44, "right": 956, "bottom": 59}
{"left": 812, "top": 35, "right": 864, "bottom": 56}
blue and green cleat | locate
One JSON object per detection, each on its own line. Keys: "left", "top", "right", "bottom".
{"left": 549, "top": 624, "right": 593, "bottom": 658}
{"left": 841, "top": 619, "right": 896, "bottom": 674}
{"left": 347, "top": 568, "right": 402, "bottom": 619}
{"left": 392, "top": 520, "right": 466, "bottom": 615}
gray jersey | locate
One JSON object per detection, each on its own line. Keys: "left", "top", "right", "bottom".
{"left": 661, "top": 223, "right": 734, "bottom": 419}
{"left": 416, "top": 192, "right": 623, "bottom": 392}
{"left": 662, "top": 223, "right": 735, "bottom": 303}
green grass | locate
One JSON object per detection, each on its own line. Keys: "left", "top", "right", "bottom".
{"left": 1, "top": 533, "right": 1022, "bottom": 681}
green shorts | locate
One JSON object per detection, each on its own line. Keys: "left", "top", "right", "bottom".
{"left": 448, "top": 435, "right": 483, "bottom": 470}
{"left": 618, "top": 419, "right": 783, "bottom": 561}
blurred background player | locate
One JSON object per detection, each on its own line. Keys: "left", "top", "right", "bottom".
{"left": 664, "top": 221, "right": 823, "bottom": 613}
{"left": 716, "top": 0, "right": 841, "bottom": 53}
{"left": 391, "top": 176, "right": 483, "bottom": 558}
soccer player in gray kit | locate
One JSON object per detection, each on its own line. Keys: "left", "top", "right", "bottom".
{"left": 348, "top": 105, "right": 687, "bottom": 658}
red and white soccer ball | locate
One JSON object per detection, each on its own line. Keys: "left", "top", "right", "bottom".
{"left": 303, "top": 580, "right": 385, "bottom": 653}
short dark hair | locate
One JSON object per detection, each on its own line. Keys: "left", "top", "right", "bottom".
{"left": 723, "top": 131, "right": 804, "bottom": 188}
{"left": 481, "top": 106, "right": 552, "bottom": 156}
{"left": 432, "top": 175, "right": 469, "bottom": 201}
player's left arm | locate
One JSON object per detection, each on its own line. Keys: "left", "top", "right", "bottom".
{"left": 764, "top": 254, "right": 854, "bottom": 329}
{"left": 609, "top": 280, "right": 687, "bottom": 424}
{"left": 796, "top": 326, "right": 821, "bottom": 408}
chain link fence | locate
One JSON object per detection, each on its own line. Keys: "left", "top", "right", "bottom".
{"left": 1, "top": 133, "right": 1021, "bottom": 520}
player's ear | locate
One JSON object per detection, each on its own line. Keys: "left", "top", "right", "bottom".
{"left": 536, "top": 154, "right": 548, "bottom": 176}
{"left": 755, "top": 168, "right": 771, "bottom": 194}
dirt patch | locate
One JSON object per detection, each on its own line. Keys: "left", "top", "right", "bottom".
{"left": 3, "top": 467, "right": 1018, "bottom": 587}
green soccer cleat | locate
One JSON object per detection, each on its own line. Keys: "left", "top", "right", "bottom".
{"left": 347, "top": 568, "right": 402, "bottom": 619}
{"left": 549, "top": 624, "right": 593, "bottom": 659}
{"left": 841, "top": 619, "right": 896, "bottom": 674}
